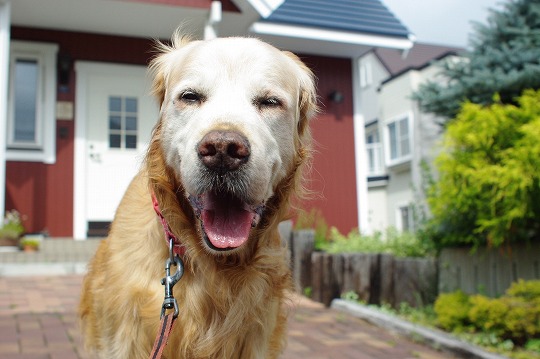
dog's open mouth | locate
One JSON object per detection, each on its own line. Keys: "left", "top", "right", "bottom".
{"left": 189, "top": 192, "right": 264, "bottom": 251}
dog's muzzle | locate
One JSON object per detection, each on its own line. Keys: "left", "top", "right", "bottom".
{"left": 189, "top": 130, "right": 264, "bottom": 251}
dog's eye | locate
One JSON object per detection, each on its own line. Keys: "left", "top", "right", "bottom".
{"left": 257, "top": 97, "right": 282, "bottom": 108}
{"left": 180, "top": 91, "right": 203, "bottom": 104}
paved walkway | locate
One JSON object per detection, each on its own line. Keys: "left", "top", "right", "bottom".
{"left": 0, "top": 240, "right": 456, "bottom": 359}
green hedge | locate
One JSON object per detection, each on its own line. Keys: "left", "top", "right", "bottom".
{"left": 435, "top": 279, "right": 540, "bottom": 346}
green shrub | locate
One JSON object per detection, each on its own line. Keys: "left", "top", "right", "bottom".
{"left": 295, "top": 208, "right": 329, "bottom": 250}
{"left": 506, "top": 279, "right": 540, "bottom": 301}
{"left": 468, "top": 295, "right": 509, "bottom": 335}
{"left": 434, "top": 290, "right": 472, "bottom": 331}
{"left": 321, "top": 227, "right": 434, "bottom": 258}
{"left": 502, "top": 297, "right": 540, "bottom": 344}
{"left": 436, "top": 280, "right": 540, "bottom": 346}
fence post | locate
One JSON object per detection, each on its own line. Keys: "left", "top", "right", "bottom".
{"left": 311, "top": 252, "right": 342, "bottom": 307}
{"left": 290, "top": 229, "right": 315, "bottom": 292}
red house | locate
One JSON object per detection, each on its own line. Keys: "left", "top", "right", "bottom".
{"left": 0, "top": 0, "right": 413, "bottom": 239}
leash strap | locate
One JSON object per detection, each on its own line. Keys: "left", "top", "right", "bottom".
{"left": 151, "top": 191, "right": 186, "bottom": 257}
{"left": 149, "top": 313, "right": 176, "bottom": 359}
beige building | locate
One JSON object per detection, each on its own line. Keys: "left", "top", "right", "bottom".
{"left": 357, "top": 44, "right": 463, "bottom": 233}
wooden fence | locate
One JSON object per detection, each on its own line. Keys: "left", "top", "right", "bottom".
{"left": 280, "top": 222, "right": 540, "bottom": 307}
{"left": 439, "top": 242, "right": 540, "bottom": 296}
{"left": 287, "top": 227, "right": 438, "bottom": 307}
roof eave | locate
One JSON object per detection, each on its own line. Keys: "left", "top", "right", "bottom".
{"left": 242, "top": 0, "right": 285, "bottom": 18}
{"left": 250, "top": 21, "right": 414, "bottom": 57}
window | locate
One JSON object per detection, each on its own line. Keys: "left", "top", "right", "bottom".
{"left": 386, "top": 114, "right": 412, "bottom": 165}
{"left": 365, "top": 126, "right": 384, "bottom": 176}
{"left": 398, "top": 205, "right": 414, "bottom": 232}
{"left": 360, "top": 62, "right": 372, "bottom": 88}
{"left": 108, "top": 96, "right": 138, "bottom": 150}
{"left": 7, "top": 41, "right": 58, "bottom": 163}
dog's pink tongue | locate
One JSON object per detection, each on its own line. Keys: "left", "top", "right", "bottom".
{"left": 201, "top": 193, "right": 254, "bottom": 249}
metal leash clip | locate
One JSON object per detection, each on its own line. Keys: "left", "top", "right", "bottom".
{"left": 160, "top": 239, "right": 184, "bottom": 319}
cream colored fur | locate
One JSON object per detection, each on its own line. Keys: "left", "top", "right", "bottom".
{"left": 79, "top": 31, "right": 317, "bottom": 359}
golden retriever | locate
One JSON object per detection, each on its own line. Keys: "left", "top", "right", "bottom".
{"left": 79, "top": 30, "right": 317, "bottom": 359}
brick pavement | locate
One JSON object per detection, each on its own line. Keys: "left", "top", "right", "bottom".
{"left": 0, "top": 274, "right": 456, "bottom": 359}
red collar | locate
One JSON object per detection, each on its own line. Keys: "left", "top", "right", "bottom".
{"left": 151, "top": 192, "right": 186, "bottom": 257}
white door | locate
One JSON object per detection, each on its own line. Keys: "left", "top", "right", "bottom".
{"left": 74, "top": 62, "right": 158, "bottom": 238}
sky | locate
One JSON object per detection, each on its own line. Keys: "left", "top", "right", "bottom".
{"left": 383, "top": 0, "right": 509, "bottom": 48}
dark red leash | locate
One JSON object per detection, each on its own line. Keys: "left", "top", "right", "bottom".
{"left": 149, "top": 192, "right": 185, "bottom": 359}
{"left": 149, "top": 313, "right": 176, "bottom": 359}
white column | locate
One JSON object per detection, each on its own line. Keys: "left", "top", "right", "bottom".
{"left": 351, "top": 57, "right": 371, "bottom": 234}
{"left": 204, "top": 1, "right": 222, "bottom": 40}
{"left": 0, "top": 1, "right": 11, "bottom": 218}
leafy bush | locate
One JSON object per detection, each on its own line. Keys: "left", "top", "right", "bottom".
{"left": 321, "top": 227, "right": 434, "bottom": 258}
{"left": 468, "top": 295, "right": 509, "bottom": 336}
{"left": 435, "top": 280, "right": 540, "bottom": 345}
{"left": 434, "top": 290, "right": 472, "bottom": 331}
{"left": 0, "top": 210, "right": 25, "bottom": 239}
{"left": 294, "top": 208, "right": 329, "bottom": 250}
{"left": 425, "top": 90, "right": 540, "bottom": 248}
{"left": 507, "top": 279, "right": 540, "bottom": 300}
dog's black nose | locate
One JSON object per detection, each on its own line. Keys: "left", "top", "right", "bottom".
{"left": 197, "top": 130, "right": 250, "bottom": 173}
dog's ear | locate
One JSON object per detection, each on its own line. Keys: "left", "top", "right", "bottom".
{"left": 282, "top": 51, "right": 318, "bottom": 136}
{"left": 149, "top": 29, "right": 192, "bottom": 107}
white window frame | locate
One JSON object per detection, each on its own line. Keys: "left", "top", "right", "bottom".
{"left": 7, "top": 41, "right": 58, "bottom": 164}
{"left": 359, "top": 62, "right": 372, "bottom": 88}
{"left": 365, "top": 125, "right": 384, "bottom": 176}
{"left": 384, "top": 112, "right": 413, "bottom": 167}
{"left": 396, "top": 203, "right": 414, "bottom": 232}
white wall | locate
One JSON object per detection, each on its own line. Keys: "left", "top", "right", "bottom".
{"left": 0, "top": 1, "right": 10, "bottom": 218}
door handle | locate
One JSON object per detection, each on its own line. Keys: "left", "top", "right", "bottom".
{"left": 89, "top": 144, "right": 102, "bottom": 163}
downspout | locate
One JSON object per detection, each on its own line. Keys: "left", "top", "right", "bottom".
{"left": 352, "top": 57, "right": 371, "bottom": 234}
{"left": 204, "top": 1, "right": 222, "bottom": 40}
{"left": 0, "top": 1, "right": 10, "bottom": 219}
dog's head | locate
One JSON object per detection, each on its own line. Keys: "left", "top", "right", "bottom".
{"left": 148, "top": 32, "right": 317, "bottom": 255}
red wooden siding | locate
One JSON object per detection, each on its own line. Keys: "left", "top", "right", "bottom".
{"left": 7, "top": 27, "right": 358, "bottom": 236}
{"left": 301, "top": 56, "right": 359, "bottom": 234}
{"left": 8, "top": 27, "right": 156, "bottom": 235}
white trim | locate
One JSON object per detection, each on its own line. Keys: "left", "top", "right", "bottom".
{"left": 7, "top": 40, "right": 58, "bottom": 164}
{"left": 73, "top": 61, "right": 149, "bottom": 239}
{"left": 0, "top": 0, "right": 11, "bottom": 218}
{"left": 204, "top": 0, "right": 222, "bottom": 40}
{"left": 250, "top": 22, "right": 414, "bottom": 50}
{"left": 384, "top": 112, "right": 414, "bottom": 168}
{"left": 395, "top": 202, "right": 413, "bottom": 232}
{"left": 352, "top": 58, "right": 371, "bottom": 235}
{"left": 245, "top": 0, "right": 284, "bottom": 18}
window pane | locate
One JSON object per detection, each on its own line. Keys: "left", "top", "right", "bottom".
{"left": 401, "top": 206, "right": 410, "bottom": 231}
{"left": 125, "top": 116, "right": 137, "bottom": 131}
{"left": 399, "top": 118, "right": 408, "bottom": 136}
{"left": 401, "top": 137, "right": 410, "bottom": 156}
{"left": 125, "top": 98, "right": 137, "bottom": 113}
{"left": 388, "top": 122, "right": 397, "bottom": 159}
{"left": 13, "top": 59, "right": 38, "bottom": 142}
{"left": 109, "top": 116, "right": 121, "bottom": 130}
{"left": 109, "top": 134, "right": 121, "bottom": 148}
{"left": 125, "top": 135, "right": 137, "bottom": 149}
{"left": 109, "top": 97, "right": 122, "bottom": 112}
{"left": 368, "top": 148, "right": 375, "bottom": 172}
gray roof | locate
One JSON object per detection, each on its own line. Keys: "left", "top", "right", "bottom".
{"left": 375, "top": 43, "right": 465, "bottom": 76}
{"left": 263, "top": 0, "right": 410, "bottom": 39}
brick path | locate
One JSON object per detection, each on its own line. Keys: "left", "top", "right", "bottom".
{"left": 0, "top": 274, "right": 456, "bottom": 359}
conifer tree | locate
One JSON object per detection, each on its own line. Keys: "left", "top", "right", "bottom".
{"left": 413, "top": 0, "right": 540, "bottom": 120}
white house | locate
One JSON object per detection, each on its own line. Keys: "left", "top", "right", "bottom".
{"left": 357, "top": 43, "right": 464, "bottom": 233}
